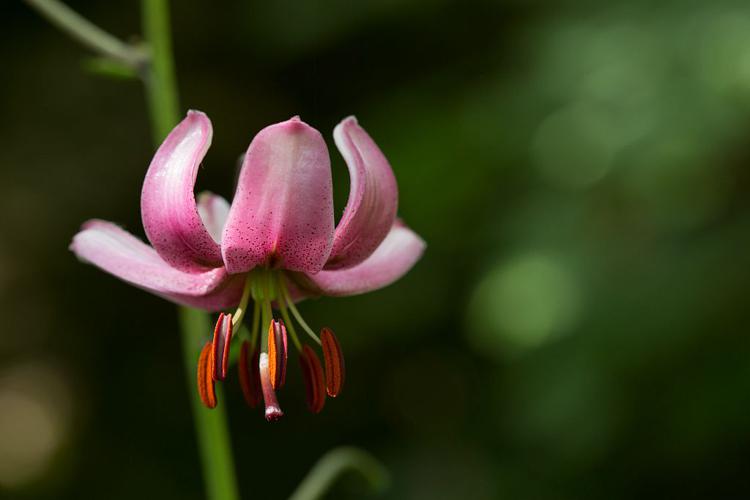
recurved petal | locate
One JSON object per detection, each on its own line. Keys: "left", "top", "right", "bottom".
{"left": 296, "top": 220, "right": 425, "bottom": 297}
{"left": 141, "top": 110, "right": 224, "bottom": 272}
{"left": 197, "top": 191, "right": 230, "bottom": 243}
{"left": 221, "top": 117, "right": 335, "bottom": 274}
{"left": 325, "top": 117, "right": 398, "bottom": 270}
{"left": 70, "top": 220, "right": 244, "bottom": 311}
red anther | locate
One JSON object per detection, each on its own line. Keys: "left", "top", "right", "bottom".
{"left": 299, "top": 345, "right": 326, "bottom": 413}
{"left": 320, "top": 327, "right": 345, "bottom": 397}
{"left": 268, "top": 320, "right": 288, "bottom": 389}
{"left": 197, "top": 342, "right": 217, "bottom": 409}
{"left": 211, "top": 313, "right": 233, "bottom": 381}
{"left": 238, "top": 340, "right": 261, "bottom": 408}
{"left": 259, "top": 352, "right": 283, "bottom": 422}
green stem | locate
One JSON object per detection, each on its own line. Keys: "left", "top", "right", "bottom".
{"left": 139, "top": 2, "right": 238, "bottom": 499}
{"left": 288, "top": 447, "right": 391, "bottom": 500}
{"left": 24, "top": 0, "right": 145, "bottom": 67}
{"left": 140, "top": 0, "right": 180, "bottom": 143}
{"left": 179, "top": 309, "right": 240, "bottom": 500}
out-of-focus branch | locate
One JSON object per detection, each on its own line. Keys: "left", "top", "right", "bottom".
{"left": 24, "top": 0, "right": 146, "bottom": 68}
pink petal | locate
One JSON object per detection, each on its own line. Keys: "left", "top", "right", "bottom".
{"left": 324, "top": 117, "right": 398, "bottom": 270}
{"left": 221, "top": 117, "right": 334, "bottom": 274}
{"left": 70, "top": 220, "right": 244, "bottom": 311}
{"left": 197, "top": 191, "right": 230, "bottom": 243}
{"left": 295, "top": 220, "right": 425, "bottom": 297}
{"left": 141, "top": 110, "right": 224, "bottom": 272}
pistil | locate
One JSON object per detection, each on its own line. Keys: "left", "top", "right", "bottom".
{"left": 259, "top": 353, "right": 283, "bottom": 421}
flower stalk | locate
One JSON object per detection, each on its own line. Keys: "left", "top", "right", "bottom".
{"left": 139, "top": 2, "right": 239, "bottom": 499}
{"left": 25, "top": 0, "right": 240, "bottom": 498}
{"left": 180, "top": 308, "right": 239, "bottom": 500}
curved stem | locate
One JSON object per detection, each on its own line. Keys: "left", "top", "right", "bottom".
{"left": 288, "top": 447, "right": 391, "bottom": 500}
{"left": 24, "top": 0, "right": 145, "bottom": 67}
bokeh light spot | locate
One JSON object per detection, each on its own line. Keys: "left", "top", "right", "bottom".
{"left": 468, "top": 253, "right": 582, "bottom": 356}
{"left": 531, "top": 102, "right": 619, "bottom": 189}
{"left": 0, "top": 362, "right": 73, "bottom": 489}
{"left": 697, "top": 10, "right": 750, "bottom": 94}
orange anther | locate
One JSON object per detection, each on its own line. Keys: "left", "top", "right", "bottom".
{"left": 197, "top": 342, "right": 217, "bottom": 409}
{"left": 268, "top": 320, "right": 288, "bottom": 389}
{"left": 320, "top": 327, "right": 345, "bottom": 397}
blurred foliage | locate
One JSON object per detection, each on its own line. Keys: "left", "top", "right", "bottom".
{"left": 2, "top": 0, "right": 750, "bottom": 499}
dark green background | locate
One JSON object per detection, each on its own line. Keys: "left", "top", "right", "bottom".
{"left": 2, "top": 0, "right": 750, "bottom": 498}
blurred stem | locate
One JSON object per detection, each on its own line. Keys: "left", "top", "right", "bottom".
{"left": 289, "top": 447, "right": 391, "bottom": 500}
{"left": 24, "top": 0, "right": 146, "bottom": 67}
{"left": 179, "top": 309, "right": 240, "bottom": 500}
{"left": 141, "top": 2, "right": 238, "bottom": 500}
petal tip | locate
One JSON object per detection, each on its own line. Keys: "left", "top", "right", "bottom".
{"left": 335, "top": 115, "right": 359, "bottom": 134}
{"left": 186, "top": 109, "right": 208, "bottom": 119}
{"left": 185, "top": 110, "right": 211, "bottom": 128}
{"left": 277, "top": 116, "right": 317, "bottom": 136}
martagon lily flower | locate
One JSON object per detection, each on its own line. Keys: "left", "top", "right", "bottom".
{"left": 70, "top": 111, "right": 425, "bottom": 421}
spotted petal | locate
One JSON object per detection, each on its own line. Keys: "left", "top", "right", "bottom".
{"left": 141, "top": 110, "right": 224, "bottom": 272}
{"left": 324, "top": 117, "right": 398, "bottom": 270}
{"left": 221, "top": 117, "right": 334, "bottom": 274}
{"left": 296, "top": 220, "right": 425, "bottom": 297}
{"left": 70, "top": 220, "right": 244, "bottom": 311}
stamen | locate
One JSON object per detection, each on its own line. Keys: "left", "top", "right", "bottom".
{"left": 197, "top": 342, "right": 217, "bottom": 409}
{"left": 248, "top": 301, "right": 261, "bottom": 347}
{"left": 268, "top": 320, "right": 288, "bottom": 389}
{"left": 321, "top": 327, "right": 345, "bottom": 397}
{"left": 231, "top": 274, "right": 253, "bottom": 327}
{"left": 275, "top": 275, "right": 303, "bottom": 351}
{"left": 299, "top": 345, "right": 326, "bottom": 414}
{"left": 211, "top": 313, "right": 233, "bottom": 381}
{"left": 278, "top": 275, "right": 321, "bottom": 345}
{"left": 259, "top": 352, "right": 283, "bottom": 421}
{"left": 238, "top": 340, "right": 261, "bottom": 408}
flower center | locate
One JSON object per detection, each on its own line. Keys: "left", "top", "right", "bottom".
{"left": 195, "top": 268, "right": 345, "bottom": 421}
